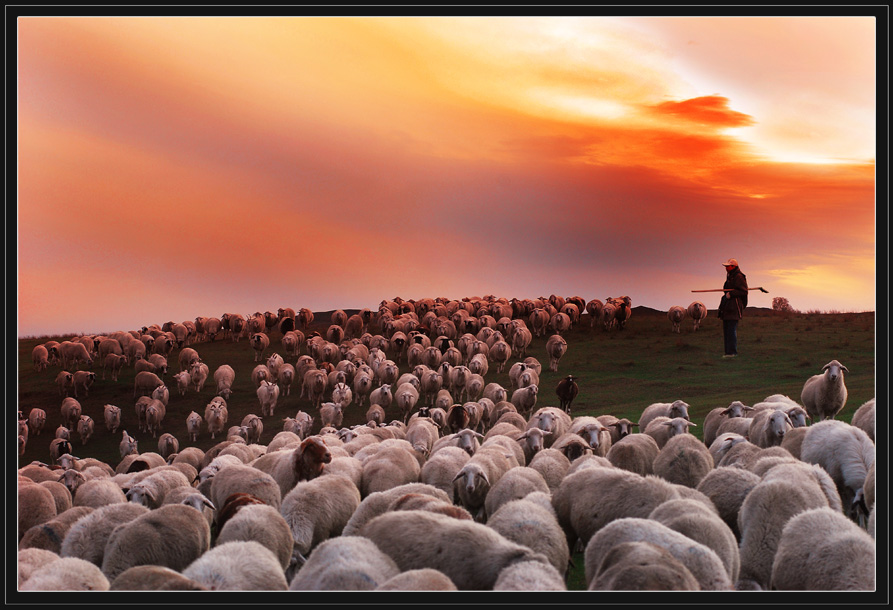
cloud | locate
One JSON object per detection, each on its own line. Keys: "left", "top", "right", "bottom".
{"left": 647, "top": 95, "right": 756, "bottom": 128}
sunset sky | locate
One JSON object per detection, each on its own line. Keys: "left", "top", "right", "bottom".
{"left": 16, "top": 15, "right": 878, "bottom": 337}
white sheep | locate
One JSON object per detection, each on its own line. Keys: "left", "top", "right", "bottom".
{"left": 256, "top": 379, "right": 280, "bottom": 417}
{"left": 552, "top": 466, "right": 681, "bottom": 551}
{"left": 482, "top": 466, "right": 551, "bottom": 520}
{"left": 214, "top": 503, "right": 294, "bottom": 571}
{"left": 125, "top": 468, "right": 191, "bottom": 509}
{"left": 545, "top": 334, "right": 568, "bottom": 372}
{"left": 584, "top": 517, "right": 732, "bottom": 590}
{"left": 74, "top": 415, "right": 94, "bottom": 446}
{"left": 770, "top": 506, "right": 876, "bottom": 590}
{"left": 510, "top": 384, "right": 538, "bottom": 417}
{"left": 702, "top": 401, "right": 753, "bottom": 447}
{"left": 850, "top": 397, "right": 875, "bottom": 442}
{"left": 99, "top": 503, "right": 211, "bottom": 581}
{"left": 800, "top": 359, "right": 848, "bottom": 421}
{"left": 205, "top": 401, "right": 228, "bottom": 440}
{"left": 638, "top": 399, "right": 691, "bottom": 432}
{"left": 319, "top": 402, "right": 345, "bottom": 430}
{"left": 376, "top": 568, "right": 457, "bottom": 591}
{"left": 358, "top": 509, "right": 553, "bottom": 590}
{"left": 280, "top": 474, "right": 362, "bottom": 564}
{"left": 250, "top": 332, "right": 270, "bottom": 362}
{"left": 695, "top": 465, "right": 761, "bottom": 540}
{"left": 736, "top": 474, "right": 834, "bottom": 588}
{"left": 208, "top": 462, "right": 282, "bottom": 512}
{"left": 182, "top": 540, "right": 288, "bottom": 591}
{"left": 359, "top": 443, "right": 422, "bottom": 497}
{"left": 60, "top": 397, "right": 82, "bottom": 431}
{"left": 28, "top": 408, "right": 47, "bottom": 437}
{"left": 667, "top": 306, "right": 686, "bottom": 333}
{"left": 288, "top": 535, "right": 402, "bottom": 590}
{"left": 341, "top": 482, "right": 451, "bottom": 537}
{"left": 651, "top": 433, "right": 714, "bottom": 489}
{"left": 59, "top": 502, "right": 149, "bottom": 569}
{"left": 747, "top": 408, "right": 793, "bottom": 448}
{"left": 800, "top": 419, "right": 875, "bottom": 525}
{"left": 643, "top": 416, "right": 697, "bottom": 449}
{"left": 452, "top": 444, "right": 516, "bottom": 521}
{"left": 486, "top": 492, "right": 569, "bottom": 577}
{"left": 687, "top": 301, "right": 707, "bottom": 331}
{"left": 144, "top": 399, "right": 166, "bottom": 438}
{"left": 19, "top": 556, "right": 110, "bottom": 591}
{"left": 648, "top": 498, "right": 739, "bottom": 584}
{"left": 419, "top": 446, "right": 471, "bottom": 503}
{"left": 605, "top": 433, "right": 660, "bottom": 476}
{"left": 102, "top": 353, "right": 127, "bottom": 381}
{"left": 186, "top": 411, "right": 203, "bottom": 442}
{"left": 213, "top": 364, "right": 235, "bottom": 400}
{"left": 587, "top": 540, "right": 700, "bottom": 590}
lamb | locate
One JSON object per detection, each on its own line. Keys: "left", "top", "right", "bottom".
{"left": 304, "top": 369, "right": 329, "bottom": 409}
{"left": 527, "top": 406, "right": 572, "bottom": 449}
{"left": 587, "top": 541, "right": 700, "bottom": 590}
{"left": 76, "top": 415, "right": 95, "bottom": 445}
{"left": 281, "top": 474, "right": 362, "bottom": 564}
{"left": 648, "top": 498, "right": 740, "bottom": 584}
{"left": 605, "top": 433, "right": 661, "bottom": 476}
{"left": 800, "top": 419, "right": 875, "bottom": 525}
{"left": 394, "top": 381, "right": 420, "bottom": 424}
{"left": 240, "top": 414, "right": 264, "bottom": 445}
{"left": 747, "top": 408, "right": 793, "bottom": 448}
{"left": 183, "top": 410, "right": 203, "bottom": 442}
{"left": 170, "top": 370, "right": 190, "bottom": 397}
{"left": 651, "top": 433, "right": 714, "bottom": 489}
{"left": 358, "top": 509, "right": 553, "bottom": 590}
{"left": 851, "top": 397, "right": 875, "bottom": 442}
{"left": 800, "top": 359, "right": 849, "bottom": 421}
{"left": 189, "top": 361, "right": 210, "bottom": 392}
{"left": 643, "top": 416, "right": 698, "bottom": 449}
{"left": 770, "top": 506, "right": 876, "bottom": 590}
{"left": 687, "top": 301, "right": 707, "bottom": 331}
{"left": 178, "top": 347, "right": 200, "bottom": 372}
{"left": 736, "top": 474, "right": 835, "bottom": 588}
{"left": 637, "top": 399, "right": 691, "bottom": 432}
{"left": 250, "top": 332, "right": 270, "bottom": 362}
{"left": 99, "top": 404, "right": 121, "bottom": 435}
{"left": 667, "top": 305, "right": 686, "bottom": 333}
{"left": 554, "top": 375, "right": 580, "bottom": 416}
{"left": 702, "top": 401, "right": 753, "bottom": 447}
{"left": 584, "top": 518, "right": 732, "bottom": 590}
{"left": 19, "top": 556, "right": 110, "bottom": 591}
{"left": 486, "top": 492, "right": 570, "bottom": 576}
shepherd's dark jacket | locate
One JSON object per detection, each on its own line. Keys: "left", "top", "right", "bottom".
{"left": 720, "top": 268, "right": 749, "bottom": 321}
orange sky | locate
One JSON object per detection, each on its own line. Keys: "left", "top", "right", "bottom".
{"left": 16, "top": 16, "right": 877, "bottom": 337}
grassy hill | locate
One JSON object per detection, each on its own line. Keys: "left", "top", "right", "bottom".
{"left": 17, "top": 306, "right": 876, "bottom": 468}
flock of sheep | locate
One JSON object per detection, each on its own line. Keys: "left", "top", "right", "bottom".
{"left": 17, "top": 295, "right": 877, "bottom": 592}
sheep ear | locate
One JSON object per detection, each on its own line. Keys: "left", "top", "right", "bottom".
{"left": 687, "top": 422, "right": 698, "bottom": 427}
{"left": 841, "top": 364, "right": 849, "bottom": 372}
{"left": 743, "top": 405, "right": 755, "bottom": 411}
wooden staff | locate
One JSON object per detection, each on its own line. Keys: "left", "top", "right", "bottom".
{"left": 691, "top": 287, "right": 769, "bottom": 293}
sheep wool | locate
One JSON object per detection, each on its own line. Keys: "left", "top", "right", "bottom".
{"left": 183, "top": 541, "right": 288, "bottom": 591}
{"left": 585, "top": 518, "right": 732, "bottom": 591}
{"left": 770, "top": 507, "right": 876, "bottom": 591}
{"left": 19, "top": 556, "right": 110, "bottom": 591}
{"left": 359, "top": 509, "right": 553, "bottom": 591}
{"left": 288, "top": 536, "right": 401, "bottom": 591}
{"left": 60, "top": 502, "right": 150, "bottom": 568}
{"left": 281, "top": 474, "right": 362, "bottom": 559}
{"left": 588, "top": 541, "right": 701, "bottom": 591}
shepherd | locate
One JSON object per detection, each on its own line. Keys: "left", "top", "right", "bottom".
{"left": 716, "top": 258, "right": 749, "bottom": 358}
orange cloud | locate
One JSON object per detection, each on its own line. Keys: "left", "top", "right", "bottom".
{"left": 647, "top": 95, "right": 756, "bottom": 128}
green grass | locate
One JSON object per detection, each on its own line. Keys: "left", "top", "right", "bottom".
{"left": 16, "top": 307, "right": 876, "bottom": 589}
